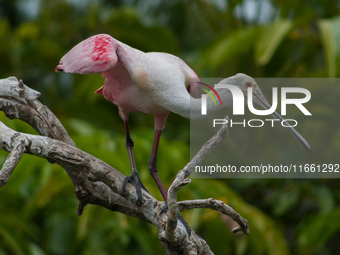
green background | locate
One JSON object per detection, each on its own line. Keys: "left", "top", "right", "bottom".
{"left": 1, "top": 0, "right": 340, "bottom": 254}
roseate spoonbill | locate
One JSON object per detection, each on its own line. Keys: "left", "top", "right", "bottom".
{"left": 56, "top": 34, "right": 310, "bottom": 205}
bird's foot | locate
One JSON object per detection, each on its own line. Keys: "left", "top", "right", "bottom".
{"left": 121, "top": 171, "right": 148, "bottom": 206}
{"left": 160, "top": 204, "right": 191, "bottom": 235}
{"left": 160, "top": 203, "right": 169, "bottom": 214}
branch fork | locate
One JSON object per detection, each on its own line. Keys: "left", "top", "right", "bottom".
{"left": 0, "top": 77, "right": 249, "bottom": 254}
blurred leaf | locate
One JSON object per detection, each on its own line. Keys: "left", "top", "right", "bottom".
{"left": 201, "top": 26, "right": 258, "bottom": 69}
{"left": 47, "top": 213, "right": 76, "bottom": 255}
{"left": 318, "top": 17, "right": 340, "bottom": 77}
{"left": 255, "top": 20, "right": 293, "bottom": 65}
{"left": 273, "top": 188, "right": 299, "bottom": 216}
{"left": 0, "top": 19, "right": 13, "bottom": 76}
{"left": 312, "top": 186, "right": 335, "bottom": 214}
{"left": 17, "top": 22, "right": 39, "bottom": 41}
{"left": 0, "top": 225, "right": 25, "bottom": 255}
{"left": 23, "top": 171, "right": 71, "bottom": 219}
{"left": 29, "top": 243, "right": 45, "bottom": 255}
{"left": 68, "top": 118, "right": 96, "bottom": 136}
{"left": 106, "top": 7, "right": 178, "bottom": 54}
{"left": 296, "top": 208, "right": 340, "bottom": 254}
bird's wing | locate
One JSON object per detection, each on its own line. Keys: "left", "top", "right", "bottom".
{"left": 138, "top": 52, "right": 202, "bottom": 119}
{"left": 55, "top": 34, "right": 120, "bottom": 74}
{"left": 175, "top": 55, "right": 201, "bottom": 99}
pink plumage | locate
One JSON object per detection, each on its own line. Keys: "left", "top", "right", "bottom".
{"left": 56, "top": 33, "right": 200, "bottom": 210}
{"left": 56, "top": 34, "right": 311, "bottom": 229}
{"left": 56, "top": 34, "right": 119, "bottom": 74}
{"left": 56, "top": 34, "right": 201, "bottom": 120}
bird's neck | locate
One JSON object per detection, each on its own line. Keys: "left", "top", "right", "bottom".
{"left": 183, "top": 88, "right": 234, "bottom": 119}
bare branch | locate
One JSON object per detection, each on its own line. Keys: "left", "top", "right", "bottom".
{"left": 186, "top": 116, "right": 229, "bottom": 176}
{"left": 0, "top": 77, "right": 41, "bottom": 100}
{"left": 177, "top": 198, "right": 249, "bottom": 235}
{"left": 161, "top": 115, "right": 250, "bottom": 252}
{"left": 0, "top": 120, "right": 152, "bottom": 220}
{"left": 0, "top": 79, "right": 249, "bottom": 254}
{"left": 166, "top": 178, "right": 191, "bottom": 241}
{"left": 0, "top": 132, "right": 29, "bottom": 187}
{"left": 165, "top": 117, "right": 241, "bottom": 237}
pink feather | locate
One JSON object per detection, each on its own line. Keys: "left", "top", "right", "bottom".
{"left": 56, "top": 34, "right": 119, "bottom": 74}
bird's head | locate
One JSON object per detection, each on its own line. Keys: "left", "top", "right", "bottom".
{"left": 220, "top": 73, "right": 271, "bottom": 109}
{"left": 219, "top": 73, "right": 311, "bottom": 151}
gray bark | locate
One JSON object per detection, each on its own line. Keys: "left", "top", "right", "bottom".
{"left": 0, "top": 77, "right": 249, "bottom": 255}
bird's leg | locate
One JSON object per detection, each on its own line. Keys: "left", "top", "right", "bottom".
{"left": 121, "top": 120, "right": 147, "bottom": 206}
{"left": 148, "top": 129, "right": 168, "bottom": 202}
{"left": 149, "top": 129, "right": 191, "bottom": 235}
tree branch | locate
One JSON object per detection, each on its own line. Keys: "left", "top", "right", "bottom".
{"left": 0, "top": 76, "right": 41, "bottom": 100}
{"left": 164, "top": 116, "right": 249, "bottom": 245}
{"left": 0, "top": 77, "right": 249, "bottom": 254}
{"left": 166, "top": 178, "right": 191, "bottom": 241}
{"left": 177, "top": 199, "right": 249, "bottom": 234}
{"left": 0, "top": 132, "right": 29, "bottom": 187}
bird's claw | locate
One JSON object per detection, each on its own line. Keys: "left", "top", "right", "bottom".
{"left": 121, "top": 171, "right": 148, "bottom": 206}
{"left": 160, "top": 203, "right": 168, "bottom": 214}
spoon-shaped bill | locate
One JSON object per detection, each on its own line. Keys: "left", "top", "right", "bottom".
{"left": 270, "top": 111, "right": 311, "bottom": 151}
{"left": 252, "top": 87, "right": 311, "bottom": 151}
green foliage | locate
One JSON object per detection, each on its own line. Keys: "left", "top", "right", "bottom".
{"left": 255, "top": 20, "right": 293, "bottom": 65}
{"left": 1, "top": 0, "right": 340, "bottom": 254}
{"left": 200, "top": 26, "right": 258, "bottom": 71}
{"left": 318, "top": 17, "right": 340, "bottom": 77}
{"left": 296, "top": 208, "right": 340, "bottom": 254}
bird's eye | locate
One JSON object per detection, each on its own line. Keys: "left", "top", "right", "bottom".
{"left": 246, "top": 82, "right": 252, "bottom": 87}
